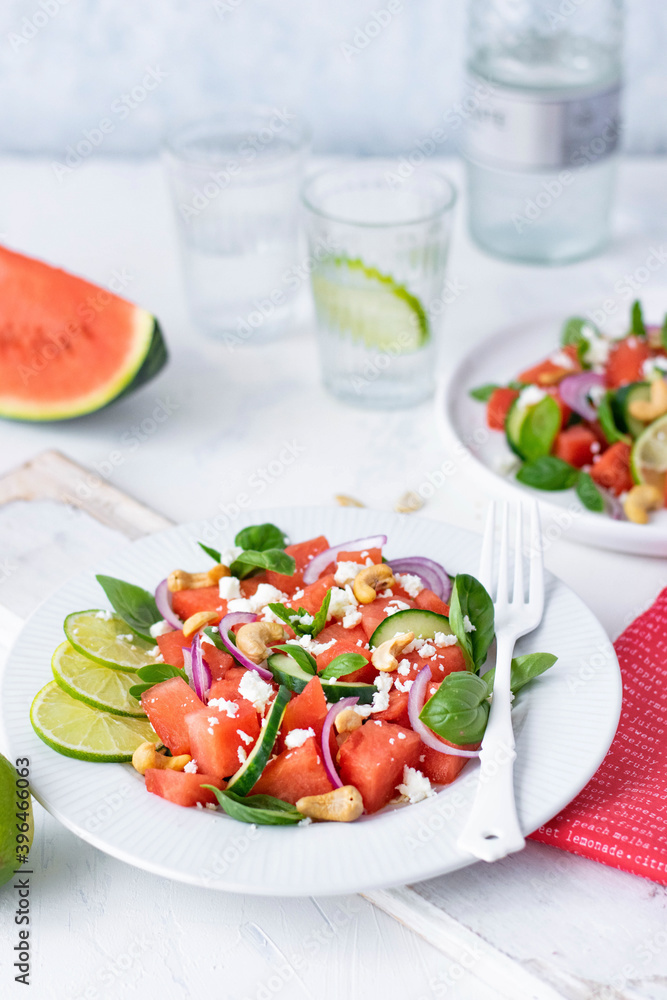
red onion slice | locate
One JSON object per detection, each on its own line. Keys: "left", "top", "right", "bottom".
{"left": 190, "top": 633, "right": 212, "bottom": 703}
{"left": 303, "top": 535, "right": 387, "bottom": 584}
{"left": 559, "top": 372, "right": 605, "bottom": 422}
{"left": 217, "top": 611, "right": 273, "bottom": 681}
{"left": 154, "top": 579, "right": 182, "bottom": 631}
{"left": 320, "top": 696, "right": 359, "bottom": 788}
{"left": 389, "top": 557, "right": 452, "bottom": 603}
{"left": 408, "top": 666, "right": 480, "bottom": 758}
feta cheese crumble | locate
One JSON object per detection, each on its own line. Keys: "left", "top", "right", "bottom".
{"left": 237, "top": 746, "right": 247, "bottom": 764}
{"left": 284, "top": 727, "right": 315, "bottom": 749}
{"left": 385, "top": 599, "right": 411, "bottom": 616}
{"left": 371, "top": 673, "right": 393, "bottom": 713}
{"left": 463, "top": 615, "right": 476, "bottom": 633}
{"left": 238, "top": 671, "right": 274, "bottom": 712}
{"left": 395, "top": 574, "right": 424, "bottom": 598}
{"left": 95, "top": 609, "right": 113, "bottom": 621}
{"left": 334, "top": 561, "right": 366, "bottom": 586}
{"left": 220, "top": 545, "right": 243, "bottom": 566}
{"left": 516, "top": 385, "right": 547, "bottom": 412}
{"left": 642, "top": 357, "right": 667, "bottom": 379}
{"left": 419, "top": 643, "right": 437, "bottom": 658}
{"left": 397, "top": 765, "right": 434, "bottom": 804}
{"left": 397, "top": 659, "right": 411, "bottom": 676}
{"left": 237, "top": 729, "right": 254, "bottom": 745}
{"left": 581, "top": 325, "right": 611, "bottom": 368}
{"left": 208, "top": 697, "right": 239, "bottom": 718}
{"left": 328, "top": 585, "right": 359, "bottom": 622}
{"left": 228, "top": 583, "right": 288, "bottom": 615}
{"left": 117, "top": 634, "right": 134, "bottom": 643}
{"left": 550, "top": 349, "right": 576, "bottom": 370}
{"left": 342, "top": 609, "right": 362, "bottom": 629}
{"left": 218, "top": 575, "right": 242, "bottom": 600}
{"left": 183, "top": 760, "right": 198, "bottom": 773}
{"left": 434, "top": 631, "right": 458, "bottom": 647}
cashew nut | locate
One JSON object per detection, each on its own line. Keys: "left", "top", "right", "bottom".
{"left": 182, "top": 610, "right": 219, "bottom": 638}
{"left": 352, "top": 563, "right": 395, "bottom": 604}
{"left": 168, "top": 564, "right": 230, "bottom": 592}
{"left": 628, "top": 378, "right": 667, "bottom": 423}
{"left": 371, "top": 631, "right": 415, "bottom": 672}
{"left": 132, "top": 742, "right": 192, "bottom": 775}
{"left": 623, "top": 484, "right": 663, "bottom": 524}
{"left": 296, "top": 785, "right": 364, "bottom": 822}
{"left": 235, "top": 621, "right": 285, "bottom": 664}
{"left": 334, "top": 707, "right": 363, "bottom": 734}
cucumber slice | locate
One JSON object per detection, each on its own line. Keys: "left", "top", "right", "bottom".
{"left": 266, "top": 653, "right": 376, "bottom": 704}
{"left": 612, "top": 381, "right": 651, "bottom": 440}
{"left": 226, "top": 686, "right": 291, "bottom": 796}
{"left": 369, "top": 609, "right": 453, "bottom": 649}
{"left": 505, "top": 395, "right": 561, "bottom": 462}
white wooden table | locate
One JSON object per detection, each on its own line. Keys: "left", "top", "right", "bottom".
{"left": 0, "top": 155, "right": 666, "bottom": 1000}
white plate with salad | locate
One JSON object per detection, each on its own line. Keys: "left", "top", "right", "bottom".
{"left": 438, "top": 293, "right": 667, "bottom": 556}
{"left": 0, "top": 507, "right": 621, "bottom": 896}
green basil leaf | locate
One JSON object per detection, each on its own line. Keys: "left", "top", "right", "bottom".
{"left": 129, "top": 662, "right": 186, "bottom": 699}
{"left": 631, "top": 300, "right": 646, "bottom": 338}
{"left": 128, "top": 683, "right": 154, "bottom": 699}
{"left": 272, "top": 643, "right": 318, "bottom": 675}
{"left": 516, "top": 456, "right": 580, "bottom": 490}
{"left": 561, "top": 316, "right": 594, "bottom": 365}
{"left": 576, "top": 471, "right": 605, "bottom": 512}
{"left": 95, "top": 575, "right": 160, "bottom": 641}
{"left": 230, "top": 549, "right": 296, "bottom": 580}
{"left": 419, "top": 671, "right": 490, "bottom": 745}
{"left": 234, "top": 523, "right": 288, "bottom": 553}
{"left": 597, "top": 391, "right": 631, "bottom": 445}
{"left": 202, "top": 626, "right": 225, "bottom": 650}
{"left": 203, "top": 787, "right": 304, "bottom": 825}
{"left": 519, "top": 395, "right": 562, "bottom": 462}
{"left": 320, "top": 653, "right": 367, "bottom": 680}
{"left": 448, "top": 574, "right": 495, "bottom": 672}
{"left": 267, "top": 590, "right": 330, "bottom": 637}
{"left": 198, "top": 542, "right": 221, "bottom": 563}
{"left": 469, "top": 383, "right": 500, "bottom": 402}
{"left": 309, "top": 589, "right": 332, "bottom": 636}
{"left": 483, "top": 652, "right": 557, "bottom": 696}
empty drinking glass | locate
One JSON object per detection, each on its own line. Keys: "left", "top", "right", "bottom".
{"left": 165, "top": 108, "right": 311, "bottom": 345}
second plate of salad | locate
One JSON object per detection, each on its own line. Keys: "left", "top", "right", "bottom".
{"left": 438, "top": 293, "right": 667, "bottom": 556}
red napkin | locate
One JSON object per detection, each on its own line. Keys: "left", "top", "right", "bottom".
{"left": 529, "top": 587, "right": 667, "bottom": 884}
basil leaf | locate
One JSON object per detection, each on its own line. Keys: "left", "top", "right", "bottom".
{"left": 448, "top": 574, "right": 494, "bottom": 672}
{"left": 483, "top": 652, "right": 557, "bottom": 696}
{"left": 576, "top": 472, "right": 605, "bottom": 513}
{"left": 597, "top": 391, "right": 631, "bottom": 445}
{"left": 203, "top": 787, "right": 304, "bottom": 825}
{"left": 469, "top": 383, "right": 500, "bottom": 402}
{"left": 234, "top": 523, "right": 288, "bottom": 552}
{"left": 202, "top": 626, "right": 225, "bottom": 650}
{"left": 320, "top": 653, "right": 367, "bottom": 680}
{"left": 272, "top": 643, "right": 317, "bottom": 675}
{"left": 519, "top": 395, "right": 562, "bottom": 462}
{"left": 631, "top": 300, "right": 646, "bottom": 338}
{"left": 267, "top": 590, "right": 331, "bottom": 637}
{"left": 309, "top": 589, "right": 331, "bottom": 636}
{"left": 129, "top": 662, "right": 186, "bottom": 699}
{"left": 419, "top": 671, "right": 489, "bottom": 745}
{"left": 230, "top": 549, "right": 296, "bottom": 580}
{"left": 198, "top": 542, "right": 221, "bottom": 563}
{"left": 561, "top": 316, "right": 594, "bottom": 364}
{"left": 95, "top": 575, "right": 160, "bottom": 641}
{"left": 516, "top": 456, "right": 580, "bottom": 490}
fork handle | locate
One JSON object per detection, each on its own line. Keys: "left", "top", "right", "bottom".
{"left": 456, "top": 632, "right": 526, "bottom": 862}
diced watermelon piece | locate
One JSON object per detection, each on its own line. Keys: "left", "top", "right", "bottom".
{"left": 338, "top": 721, "right": 422, "bottom": 813}
{"left": 265, "top": 535, "right": 330, "bottom": 595}
{"left": 281, "top": 677, "right": 328, "bottom": 739}
{"left": 172, "top": 587, "right": 225, "bottom": 622}
{"left": 141, "top": 677, "right": 206, "bottom": 756}
{"left": 399, "top": 646, "right": 467, "bottom": 683}
{"left": 605, "top": 337, "right": 652, "bottom": 388}
{"left": 419, "top": 745, "right": 474, "bottom": 785}
{"left": 156, "top": 629, "right": 190, "bottom": 669}
{"left": 518, "top": 345, "right": 580, "bottom": 386}
{"left": 360, "top": 596, "right": 415, "bottom": 641}
{"left": 554, "top": 425, "right": 598, "bottom": 468}
{"left": 296, "top": 574, "right": 336, "bottom": 616}
{"left": 251, "top": 737, "right": 334, "bottom": 804}
{"left": 414, "top": 590, "right": 450, "bottom": 616}
{"left": 487, "top": 388, "right": 520, "bottom": 430}
{"left": 208, "top": 667, "right": 255, "bottom": 703}
{"left": 145, "top": 769, "right": 224, "bottom": 807}
{"left": 201, "top": 645, "right": 234, "bottom": 682}
{"left": 590, "top": 441, "right": 633, "bottom": 495}
{"left": 314, "top": 622, "right": 372, "bottom": 676}
{"left": 186, "top": 700, "right": 260, "bottom": 778}
{"left": 336, "top": 547, "right": 382, "bottom": 565}
{"left": 373, "top": 690, "right": 410, "bottom": 727}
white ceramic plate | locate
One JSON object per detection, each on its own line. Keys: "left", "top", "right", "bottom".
{"left": 437, "top": 298, "right": 667, "bottom": 557}
{"left": 0, "top": 507, "right": 621, "bottom": 896}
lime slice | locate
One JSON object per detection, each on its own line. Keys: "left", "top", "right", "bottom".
{"left": 64, "top": 610, "right": 159, "bottom": 672}
{"left": 52, "top": 642, "right": 146, "bottom": 718}
{"left": 631, "top": 413, "right": 667, "bottom": 488}
{"left": 30, "top": 681, "right": 157, "bottom": 762}
{"left": 311, "top": 256, "right": 429, "bottom": 353}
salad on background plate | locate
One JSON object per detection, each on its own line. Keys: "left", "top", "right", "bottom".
{"left": 471, "top": 300, "right": 667, "bottom": 526}
{"left": 30, "top": 522, "right": 556, "bottom": 827}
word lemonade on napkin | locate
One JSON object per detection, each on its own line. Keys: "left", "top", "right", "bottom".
{"left": 530, "top": 588, "right": 667, "bottom": 884}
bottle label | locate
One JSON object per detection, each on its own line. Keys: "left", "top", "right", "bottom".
{"left": 464, "top": 72, "right": 621, "bottom": 171}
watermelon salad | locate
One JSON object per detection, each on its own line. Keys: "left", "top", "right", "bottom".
{"left": 30, "top": 523, "right": 556, "bottom": 826}
{"left": 472, "top": 300, "right": 667, "bottom": 525}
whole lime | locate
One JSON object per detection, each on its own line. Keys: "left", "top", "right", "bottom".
{"left": 0, "top": 752, "right": 33, "bottom": 886}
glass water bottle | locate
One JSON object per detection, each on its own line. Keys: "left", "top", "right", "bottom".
{"left": 464, "top": 0, "right": 623, "bottom": 265}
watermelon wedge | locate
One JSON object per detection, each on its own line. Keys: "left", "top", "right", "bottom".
{"left": 0, "top": 245, "right": 167, "bottom": 421}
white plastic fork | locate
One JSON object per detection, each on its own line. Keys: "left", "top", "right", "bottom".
{"left": 457, "top": 500, "right": 545, "bottom": 862}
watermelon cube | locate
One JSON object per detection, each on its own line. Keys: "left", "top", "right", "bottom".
{"left": 338, "top": 721, "right": 421, "bottom": 813}
{"left": 251, "top": 737, "right": 334, "bottom": 804}
{"left": 145, "top": 769, "right": 224, "bottom": 807}
{"left": 156, "top": 629, "right": 190, "bottom": 669}
{"left": 186, "top": 700, "right": 260, "bottom": 779}
{"left": 141, "top": 677, "right": 205, "bottom": 756}
{"left": 172, "top": 587, "right": 225, "bottom": 622}
{"left": 281, "top": 677, "right": 328, "bottom": 740}
{"left": 419, "top": 745, "right": 474, "bottom": 786}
